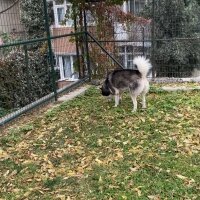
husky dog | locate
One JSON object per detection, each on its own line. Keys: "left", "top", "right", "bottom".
{"left": 100, "top": 56, "right": 152, "bottom": 112}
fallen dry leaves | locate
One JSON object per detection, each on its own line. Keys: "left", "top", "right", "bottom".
{"left": 0, "top": 85, "right": 199, "bottom": 199}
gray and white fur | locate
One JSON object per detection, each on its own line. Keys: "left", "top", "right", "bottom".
{"left": 100, "top": 56, "right": 152, "bottom": 112}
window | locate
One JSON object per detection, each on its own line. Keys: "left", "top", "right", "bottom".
{"left": 66, "top": 4, "right": 73, "bottom": 26}
{"left": 118, "top": 45, "right": 149, "bottom": 68}
{"left": 62, "top": 56, "right": 72, "bottom": 78}
{"left": 53, "top": 0, "right": 73, "bottom": 27}
{"left": 86, "top": 10, "right": 95, "bottom": 26}
{"left": 118, "top": 45, "right": 134, "bottom": 69}
{"left": 127, "top": 54, "right": 134, "bottom": 68}
{"left": 56, "top": 55, "right": 78, "bottom": 80}
{"left": 57, "top": 7, "right": 65, "bottom": 25}
{"left": 129, "top": 0, "right": 146, "bottom": 15}
{"left": 53, "top": 0, "right": 95, "bottom": 27}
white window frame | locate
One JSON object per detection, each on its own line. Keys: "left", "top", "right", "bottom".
{"left": 57, "top": 55, "right": 78, "bottom": 81}
{"left": 65, "top": 4, "right": 73, "bottom": 26}
{"left": 53, "top": 0, "right": 95, "bottom": 27}
{"left": 53, "top": 0, "right": 73, "bottom": 27}
{"left": 127, "top": 0, "right": 148, "bottom": 15}
{"left": 118, "top": 46, "right": 134, "bottom": 69}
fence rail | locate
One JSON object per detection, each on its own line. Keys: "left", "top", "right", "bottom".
{"left": 0, "top": 0, "right": 91, "bottom": 126}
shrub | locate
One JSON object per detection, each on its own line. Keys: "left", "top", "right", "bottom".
{"left": 0, "top": 46, "right": 52, "bottom": 111}
{"left": 142, "top": 0, "right": 200, "bottom": 77}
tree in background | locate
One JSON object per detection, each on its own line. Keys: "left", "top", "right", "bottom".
{"left": 195, "top": 0, "right": 200, "bottom": 5}
{"left": 69, "top": 0, "right": 149, "bottom": 78}
{"left": 0, "top": 0, "right": 54, "bottom": 116}
{"left": 20, "top": 0, "right": 53, "bottom": 39}
{"left": 142, "top": 0, "right": 200, "bottom": 77}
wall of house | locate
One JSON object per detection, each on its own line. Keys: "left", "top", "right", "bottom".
{"left": 0, "top": 0, "right": 24, "bottom": 34}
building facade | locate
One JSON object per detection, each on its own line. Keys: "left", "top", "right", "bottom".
{"left": 50, "top": 0, "right": 150, "bottom": 83}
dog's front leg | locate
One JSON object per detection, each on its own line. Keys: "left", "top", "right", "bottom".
{"left": 114, "top": 94, "right": 120, "bottom": 107}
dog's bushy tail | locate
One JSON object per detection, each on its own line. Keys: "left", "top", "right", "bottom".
{"left": 133, "top": 56, "right": 152, "bottom": 78}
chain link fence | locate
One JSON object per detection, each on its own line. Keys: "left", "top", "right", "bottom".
{"left": 0, "top": 0, "right": 88, "bottom": 125}
{"left": 86, "top": 0, "right": 200, "bottom": 78}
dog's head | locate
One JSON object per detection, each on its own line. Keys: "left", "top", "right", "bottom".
{"left": 100, "top": 78, "right": 111, "bottom": 96}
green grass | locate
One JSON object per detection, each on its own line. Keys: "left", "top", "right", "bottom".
{"left": 0, "top": 83, "right": 200, "bottom": 199}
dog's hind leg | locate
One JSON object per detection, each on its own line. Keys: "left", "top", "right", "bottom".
{"left": 141, "top": 93, "right": 146, "bottom": 109}
{"left": 141, "top": 82, "right": 149, "bottom": 109}
{"left": 130, "top": 93, "right": 137, "bottom": 112}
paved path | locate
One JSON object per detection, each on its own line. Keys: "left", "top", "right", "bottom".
{"left": 162, "top": 86, "right": 200, "bottom": 92}
{"left": 57, "top": 85, "right": 90, "bottom": 102}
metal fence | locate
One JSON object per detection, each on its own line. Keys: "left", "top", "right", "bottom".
{"left": 0, "top": 0, "right": 89, "bottom": 126}
{"left": 86, "top": 0, "right": 200, "bottom": 78}
{"left": 1, "top": 0, "right": 200, "bottom": 126}
{"left": 87, "top": 23, "right": 151, "bottom": 77}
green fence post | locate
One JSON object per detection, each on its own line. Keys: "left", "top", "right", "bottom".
{"left": 23, "top": 44, "right": 31, "bottom": 90}
{"left": 43, "top": 0, "right": 57, "bottom": 101}
{"left": 74, "top": 14, "right": 81, "bottom": 79}
{"left": 83, "top": 10, "right": 91, "bottom": 82}
{"left": 151, "top": 0, "right": 156, "bottom": 79}
{"left": 142, "top": 26, "right": 145, "bottom": 56}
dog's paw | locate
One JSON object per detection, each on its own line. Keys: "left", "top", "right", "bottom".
{"left": 132, "top": 109, "right": 137, "bottom": 112}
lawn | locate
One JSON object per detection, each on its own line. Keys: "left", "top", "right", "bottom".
{"left": 0, "top": 83, "right": 200, "bottom": 200}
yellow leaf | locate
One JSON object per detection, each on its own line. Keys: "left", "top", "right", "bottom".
{"left": 116, "top": 151, "right": 123, "bottom": 159}
{"left": 57, "top": 127, "right": 63, "bottom": 133}
{"left": 56, "top": 194, "right": 66, "bottom": 200}
{"left": 97, "top": 139, "right": 103, "bottom": 146}
{"left": 0, "top": 148, "right": 9, "bottom": 160}
{"left": 67, "top": 171, "right": 76, "bottom": 176}
{"left": 123, "top": 141, "right": 129, "bottom": 145}
{"left": 48, "top": 168, "right": 55, "bottom": 174}
{"left": 129, "top": 146, "right": 143, "bottom": 154}
{"left": 176, "top": 174, "right": 188, "bottom": 180}
{"left": 23, "top": 191, "right": 32, "bottom": 197}
{"left": 99, "top": 176, "right": 103, "bottom": 183}
{"left": 3, "top": 170, "right": 9, "bottom": 177}
{"left": 10, "top": 170, "right": 18, "bottom": 176}
{"left": 22, "top": 160, "right": 34, "bottom": 165}
{"left": 12, "top": 188, "right": 21, "bottom": 193}
{"left": 133, "top": 187, "right": 142, "bottom": 197}
{"left": 130, "top": 166, "right": 140, "bottom": 172}
{"left": 95, "top": 158, "right": 103, "bottom": 164}
{"left": 140, "top": 117, "right": 146, "bottom": 122}
{"left": 148, "top": 195, "right": 161, "bottom": 200}
{"left": 16, "top": 141, "right": 29, "bottom": 149}
{"left": 121, "top": 195, "right": 127, "bottom": 199}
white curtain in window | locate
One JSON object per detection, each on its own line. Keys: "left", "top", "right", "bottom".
{"left": 57, "top": 7, "right": 65, "bottom": 24}
{"left": 62, "top": 56, "right": 72, "bottom": 78}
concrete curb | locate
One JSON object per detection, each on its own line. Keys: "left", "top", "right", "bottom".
{"left": 161, "top": 86, "right": 200, "bottom": 92}
{"left": 57, "top": 85, "right": 91, "bottom": 102}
